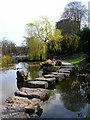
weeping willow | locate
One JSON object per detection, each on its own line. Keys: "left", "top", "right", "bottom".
{"left": 41, "top": 42, "right": 47, "bottom": 60}
{"left": 25, "top": 17, "right": 63, "bottom": 60}
{"left": 26, "top": 37, "right": 42, "bottom": 60}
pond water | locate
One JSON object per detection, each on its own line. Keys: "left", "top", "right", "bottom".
{"left": 1, "top": 62, "right": 89, "bottom": 118}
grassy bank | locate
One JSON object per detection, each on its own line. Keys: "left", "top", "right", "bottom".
{"left": 67, "top": 56, "right": 86, "bottom": 67}
{"left": 0, "top": 58, "right": 2, "bottom": 67}
{"left": 1, "top": 55, "right": 14, "bottom": 67}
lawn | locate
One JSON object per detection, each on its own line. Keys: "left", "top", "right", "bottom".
{"left": 67, "top": 57, "right": 85, "bottom": 66}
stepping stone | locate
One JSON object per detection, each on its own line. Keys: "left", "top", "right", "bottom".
{"left": 1, "top": 96, "right": 42, "bottom": 119}
{"left": 57, "top": 69, "right": 71, "bottom": 74}
{"left": 15, "top": 87, "right": 49, "bottom": 100}
{"left": 57, "top": 68, "right": 73, "bottom": 72}
{"left": 61, "top": 66, "right": 74, "bottom": 72}
{"left": 59, "top": 70, "right": 70, "bottom": 74}
{"left": 51, "top": 72, "right": 70, "bottom": 77}
{"left": 44, "top": 74, "right": 57, "bottom": 78}
{"left": 51, "top": 72, "right": 70, "bottom": 81}
{"left": 44, "top": 72, "right": 69, "bottom": 81}
{"left": 64, "top": 68, "right": 74, "bottom": 72}
{"left": 26, "top": 81, "right": 48, "bottom": 89}
{"left": 44, "top": 73, "right": 67, "bottom": 82}
{"left": 61, "top": 65, "right": 74, "bottom": 68}
{"left": 35, "top": 77, "right": 56, "bottom": 86}
{"left": 61, "top": 61, "right": 73, "bottom": 66}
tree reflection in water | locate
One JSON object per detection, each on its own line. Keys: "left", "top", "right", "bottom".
{"left": 28, "top": 65, "right": 43, "bottom": 79}
{"left": 17, "top": 81, "right": 27, "bottom": 89}
{"left": 56, "top": 73, "right": 88, "bottom": 112}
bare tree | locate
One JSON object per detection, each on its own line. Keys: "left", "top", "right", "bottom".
{"left": 60, "top": 1, "right": 87, "bottom": 28}
{"left": 1, "top": 37, "right": 17, "bottom": 55}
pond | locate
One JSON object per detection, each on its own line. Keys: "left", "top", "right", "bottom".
{"left": 1, "top": 62, "right": 89, "bottom": 118}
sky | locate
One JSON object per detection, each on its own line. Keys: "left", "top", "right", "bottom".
{"left": 0, "top": 0, "right": 89, "bottom": 46}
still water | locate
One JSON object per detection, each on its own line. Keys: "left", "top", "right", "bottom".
{"left": 1, "top": 62, "right": 89, "bottom": 118}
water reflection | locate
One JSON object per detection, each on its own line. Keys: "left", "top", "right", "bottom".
{"left": 17, "top": 81, "right": 27, "bottom": 89}
{"left": 60, "top": 90, "right": 87, "bottom": 112}
{"left": 1, "top": 62, "right": 89, "bottom": 118}
{"left": 1, "top": 62, "right": 43, "bottom": 104}
{"left": 2, "top": 69, "right": 18, "bottom": 105}
{"left": 36, "top": 108, "right": 43, "bottom": 117}
{"left": 28, "top": 66, "right": 41, "bottom": 79}
{"left": 41, "top": 73, "right": 88, "bottom": 118}
{"left": 55, "top": 75, "right": 87, "bottom": 112}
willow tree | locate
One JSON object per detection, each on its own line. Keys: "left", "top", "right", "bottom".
{"left": 25, "top": 17, "right": 55, "bottom": 60}
{"left": 26, "top": 37, "right": 42, "bottom": 60}
{"left": 47, "top": 29, "right": 63, "bottom": 56}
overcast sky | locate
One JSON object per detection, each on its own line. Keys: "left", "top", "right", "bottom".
{"left": 0, "top": 0, "right": 89, "bottom": 46}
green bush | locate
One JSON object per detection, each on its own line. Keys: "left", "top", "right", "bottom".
{"left": 2, "top": 55, "right": 14, "bottom": 67}
{"left": 61, "top": 35, "right": 80, "bottom": 55}
{"left": 77, "top": 27, "right": 90, "bottom": 55}
{"left": 56, "top": 60, "right": 62, "bottom": 66}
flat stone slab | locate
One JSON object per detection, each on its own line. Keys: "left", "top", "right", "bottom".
{"left": 1, "top": 96, "right": 42, "bottom": 119}
{"left": 51, "top": 72, "right": 70, "bottom": 77}
{"left": 26, "top": 81, "right": 48, "bottom": 89}
{"left": 44, "top": 73, "right": 69, "bottom": 82}
{"left": 61, "top": 61, "right": 73, "bottom": 66}
{"left": 57, "top": 68, "right": 71, "bottom": 74}
{"left": 15, "top": 87, "right": 49, "bottom": 100}
{"left": 59, "top": 68, "right": 73, "bottom": 72}
{"left": 35, "top": 77, "right": 56, "bottom": 86}
{"left": 44, "top": 74, "right": 57, "bottom": 78}
{"left": 57, "top": 68, "right": 73, "bottom": 72}
{"left": 61, "top": 65, "right": 74, "bottom": 68}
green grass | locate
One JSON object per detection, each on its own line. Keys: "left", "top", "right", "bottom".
{"left": 67, "top": 57, "right": 85, "bottom": 66}
{"left": 0, "top": 58, "right": 2, "bottom": 67}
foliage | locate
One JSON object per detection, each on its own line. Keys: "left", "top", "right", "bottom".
{"left": 60, "top": 35, "right": 80, "bottom": 55}
{"left": 26, "top": 37, "right": 42, "bottom": 60}
{"left": 77, "top": 27, "right": 90, "bottom": 55}
{"left": 56, "top": 59, "right": 62, "bottom": 66}
{"left": 25, "top": 17, "right": 53, "bottom": 60}
{"left": 25, "top": 17, "right": 62, "bottom": 60}
{"left": 0, "top": 58, "right": 2, "bottom": 67}
{"left": 28, "top": 66, "right": 40, "bottom": 79}
{"left": 16, "top": 45, "right": 28, "bottom": 56}
{"left": 1, "top": 55, "right": 14, "bottom": 67}
{"left": 47, "top": 29, "right": 63, "bottom": 57}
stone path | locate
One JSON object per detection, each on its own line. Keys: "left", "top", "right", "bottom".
{"left": 51, "top": 72, "right": 70, "bottom": 77}
{"left": 61, "top": 61, "right": 74, "bottom": 66}
{"left": 26, "top": 81, "right": 48, "bottom": 89}
{"left": 15, "top": 87, "right": 49, "bottom": 100}
{"left": 34, "top": 77, "right": 56, "bottom": 86}
{"left": 1, "top": 96, "right": 42, "bottom": 119}
{"left": 1, "top": 61, "right": 75, "bottom": 119}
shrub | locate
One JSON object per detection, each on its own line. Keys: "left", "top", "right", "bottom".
{"left": 2, "top": 55, "right": 14, "bottom": 67}
{"left": 56, "top": 60, "right": 62, "bottom": 66}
